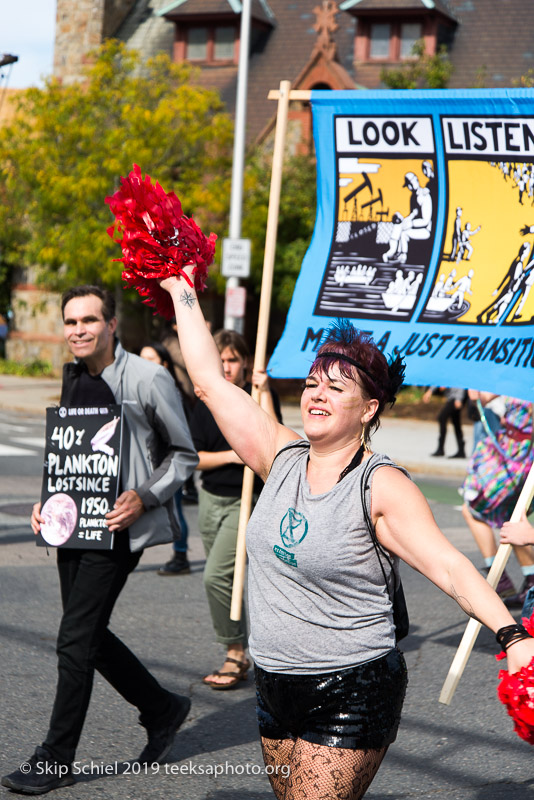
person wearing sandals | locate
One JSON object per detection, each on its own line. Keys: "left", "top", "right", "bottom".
{"left": 159, "top": 270, "right": 534, "bottom": 800}
{"left": 191, "top": 329, "right": 282, "bottom": 689}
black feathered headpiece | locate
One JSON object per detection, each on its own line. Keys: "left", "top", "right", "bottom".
{"left": 316, "top": 320, "right": 405, "bottom": 406}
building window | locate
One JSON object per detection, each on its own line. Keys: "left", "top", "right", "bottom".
{"left": 400, "top": 23, "right": 422, "bottom": 59}
{"left": 188, "top": 27, "right": 208, "bottom": 60}
{"left": 185, "top": 25, "right": 236, "bottom": 63}
{"left": 214, "top": 27, "right": 235, "bottom": 60}
{"left": 369, "top": 23, "right": 391, "bottom": 59}
{"left": 365, "top": 19, "right": 424, "bottom": 62}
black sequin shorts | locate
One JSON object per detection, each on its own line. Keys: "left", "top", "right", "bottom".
{"left": 255, "top": 648, "right": 408, "bottom": 749}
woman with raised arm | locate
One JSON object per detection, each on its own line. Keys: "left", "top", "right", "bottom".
{"left": 160, "top": 270, "right": 534, "bottom": 800}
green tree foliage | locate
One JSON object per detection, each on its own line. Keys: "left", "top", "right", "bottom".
{"left": 0, "top": 41, "right": 234, "bottom": 300}
{"left": 381, "top": 41, "right": 453, "bottom": 90}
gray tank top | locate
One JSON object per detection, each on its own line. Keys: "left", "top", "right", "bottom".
{"left": 246, "top": 441, "right": 408, "bottom": 674}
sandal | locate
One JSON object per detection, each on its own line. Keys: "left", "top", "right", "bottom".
{"left": 202, "top": 657, "right": 251, "bottom": 691}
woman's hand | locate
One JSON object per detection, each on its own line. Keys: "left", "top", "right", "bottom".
{"left": 505, "top": 636, "right": 534, "bottom": 675}
{"left": 159, "top": 262, "right": 196, "bottom": 295}
{"left": 159, "top": 276, "right": 181, "bottom": 294}
{"left": 252, "top": 369, "right": 270, "bottom": 393}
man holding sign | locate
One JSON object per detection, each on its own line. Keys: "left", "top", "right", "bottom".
{"left": 2, "top": 286, "right": 198, "bottom": 795}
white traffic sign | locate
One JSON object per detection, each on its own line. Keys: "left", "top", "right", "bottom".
{"left": 222, "top": 238, "right": 251, "bottom": 278}
{"left": 224, "top": 286, "right": 247, "bottom": 319}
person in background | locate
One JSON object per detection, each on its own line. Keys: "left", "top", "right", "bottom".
{"left": 193, "top": 329, "right": 282, "bottom": 690}
{"left": 423, "top": 385, "right": 467, "bottom": 458}
{"left": 1, "top": 286, "right": 198, "bottom": 796}
{"left": 140, "top": 342, "right": 192, "bottom": 575}
{"left": 501, "top": 510, "right": 534, "bottom": 619}
{"left": 161, "top": 319, "right": 199, "bottom": 505}
{"left": 462, "top": 395, "right": 534, "bottom": 604}
{"left": 0, "top": 313, "right": 8, "bottom": 358}
{"left": 467, "top": 389, "right": 504, "bottom": 453}
{"left": 158, "top": 269, "right": 534, "bottom": 800}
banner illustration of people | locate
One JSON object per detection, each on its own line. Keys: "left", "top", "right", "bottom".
{"left": 269, "top": 90, "right": 534, "bottom": 400}
{"left": 314, "top": 116, "right": 437, "bottom": 321}
{"left": 419, "top": 119, "right": 534, "bottom": 327}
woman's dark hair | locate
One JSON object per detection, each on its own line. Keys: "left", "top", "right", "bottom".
{"left": 142, "top": 341, "right": 174, "bottom": 372}
{"left": 141, "top": 342, "right": 192, "bottom": 422}
{"left": 309, "top": 320, "right": 405, "bottom": 433}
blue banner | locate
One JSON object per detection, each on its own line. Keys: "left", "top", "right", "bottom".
{"left": 269, "top": 89, "right": 534, "bottom": 400}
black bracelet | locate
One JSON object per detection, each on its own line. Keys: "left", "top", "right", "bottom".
{"left": 496, "top": 623, "right": 532, "bottom": 652}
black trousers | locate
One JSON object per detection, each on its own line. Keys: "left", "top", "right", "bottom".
{"left": 43, "top": 535, "right": 174, "bottom": 764}
{"left": 437, "top": 398, "right": 464, "bottom": 452}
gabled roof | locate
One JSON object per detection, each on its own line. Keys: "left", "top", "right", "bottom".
{"left": 339, "top": 0, "right": 457, "bottom": 21}
{"left": 447, "top": 0, "right": 534, "bottom": 89}
{"left": 110, "top": 0, "right": 534, "bottom": 142}
{"left": 157, "top": 0, "right": 276, "bottom": 26}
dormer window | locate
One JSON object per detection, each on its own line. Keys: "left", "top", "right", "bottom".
{"left": 400, "top": 22, "right": 422, "bottom": 59}
{"left": 158, "top": 0, "right": 275, "bottom": 69}
{"left": 184, "top": 24, "right": 237, "bottom": 64}
{"left": 369, "top": 23, "right": 389, "bottom": 59}
{"left": 348, "top": 0, "right": 457, "bottom": 68}
{"left": 367, "top": 20, "right": 423, "bottom": 61}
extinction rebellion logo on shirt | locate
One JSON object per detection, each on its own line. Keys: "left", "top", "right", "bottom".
{"left": 273, "top": 508, "right": 309, "bottom": 568}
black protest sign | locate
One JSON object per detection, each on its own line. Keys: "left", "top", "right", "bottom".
{"left": 37, "top": 405, "right": 123, "bottom": 550}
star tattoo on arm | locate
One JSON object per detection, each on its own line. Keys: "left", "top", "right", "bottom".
{"left": 180, "top": 289, "right": 196, "bottom": 309}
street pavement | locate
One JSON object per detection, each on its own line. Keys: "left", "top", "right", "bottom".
{"left": 0, "top": 376, "right": 532, "bottom": 799}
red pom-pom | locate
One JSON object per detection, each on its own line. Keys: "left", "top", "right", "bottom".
{"left": 497, "top": 655, "right": 534, "bottom": 744}
{"left": 496, "top": 613, "right": 534, "bottom": 744}
{"left": 106, "top": 164, "right": 217, "bottom": 319}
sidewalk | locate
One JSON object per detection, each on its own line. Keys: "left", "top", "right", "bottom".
{"left": 0, "top": 374, "right": 62, "bottom": 414}
{"left": 0, "top": 374, "right": 471, "bottom": 478}
{"left": 279, "top": 403, "right": 471, "bottom": 479}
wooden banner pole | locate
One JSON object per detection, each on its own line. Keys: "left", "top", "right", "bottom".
{"left": 230, "top": 80, "right": 292, "bottom": 621}
{"left": 439, "top": 462, "right": 534, "bottom": 704}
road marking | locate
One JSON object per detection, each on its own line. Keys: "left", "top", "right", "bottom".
{"left": 10, "top": 437, "right": 45, "bottom": 448}
{"left": 0, "top": 424, "right": 28, "bottom": 433}
{"left": 0, "top": 444, "right": 38, "bottom": 456}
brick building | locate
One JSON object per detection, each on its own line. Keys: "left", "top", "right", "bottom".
{"left": 53, "top": 0, "right": 534, "bottom": 144}
{"left": 6, "top": 0, "right": 534, "bottom": 368}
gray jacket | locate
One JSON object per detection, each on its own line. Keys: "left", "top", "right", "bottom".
{"left": 62, "top": 341, "right": 198, "bottom": 552}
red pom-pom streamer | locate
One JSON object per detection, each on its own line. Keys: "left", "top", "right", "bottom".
{"left": 106, "top": 164, "right": 217, "bottom": 319}
{"left": 496, "top": 613, "right": 534, "bottom": 744}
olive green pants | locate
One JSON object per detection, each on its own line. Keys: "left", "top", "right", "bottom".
{"left": 198, "top": 487, "right": 248, "bottom": 646}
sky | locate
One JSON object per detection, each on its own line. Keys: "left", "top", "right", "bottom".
{"left": 1, "top": 1, "right": 57, "bottom": 89}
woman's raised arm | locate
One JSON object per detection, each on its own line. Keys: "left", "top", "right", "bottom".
{"left": 160, "top": 273, "right": 299, "bottom": 478}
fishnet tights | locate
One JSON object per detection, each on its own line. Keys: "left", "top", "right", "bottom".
{"left": 261, "top": 736, "right": 387, "bottom": 800}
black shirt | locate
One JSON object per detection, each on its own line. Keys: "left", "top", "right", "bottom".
{"left": 190, "top": 382, "right": 282, "bottom": 498}
{"left": 61, "top": 362, "right": 116, "bottom": 407}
